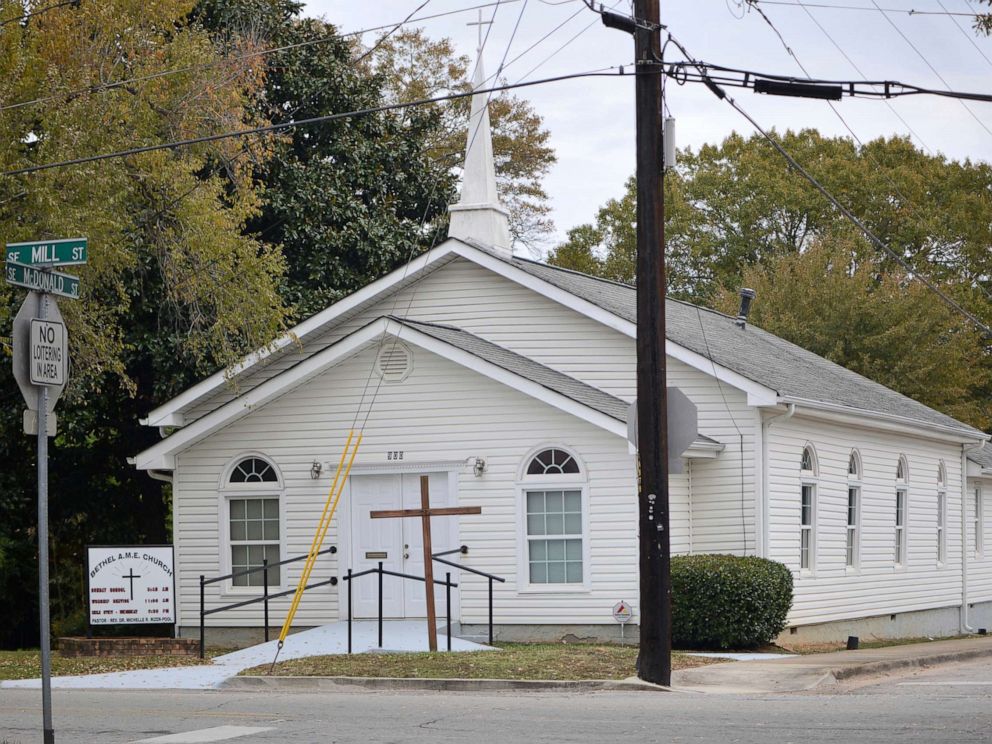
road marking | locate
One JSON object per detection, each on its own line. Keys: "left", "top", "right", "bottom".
{"left": 897, "top": 681, "right": 992, "bottom": 686}
{"left": 131, "top": 726, "right": 274, "bottom": 743}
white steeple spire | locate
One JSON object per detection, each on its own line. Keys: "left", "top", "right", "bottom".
{"left": 447, "top": 53, "right": 512, "bottom": 256}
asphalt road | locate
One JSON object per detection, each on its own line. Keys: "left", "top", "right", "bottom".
{"left": 2, "top": 658, "right": 991, "bottom": 744}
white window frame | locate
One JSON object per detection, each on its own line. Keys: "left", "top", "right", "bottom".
{"left": 799, "top": 445, "right": 818, "bottom": 573}
{"left": 846, "top": 451, "right": 861, "bottom": 570}
{"left": 937, "top": 463, "right": 946, "bottom": 566}
{"left": 219, "top": 454, "right": 286, "bottom": 595}
{"left": 976, "top": 486, "right": 984, "bottom": 559}
{"left": 894, "top": 456, "right": 909, "bottom": 568}
{"left": 516, "top": 446, "right": 591, "bottom": 593}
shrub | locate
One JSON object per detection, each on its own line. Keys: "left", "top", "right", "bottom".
{"left": 671, "top": 554, "right": 793, "bottom": 649}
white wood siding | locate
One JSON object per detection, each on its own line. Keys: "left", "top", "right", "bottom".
{"left": 766, "top": 414, "right": 966, "bottom": 625}
{"left": 967, "top": 475, "right": 992, "bottom": 607}
{"left": 184, "top": 259, "right": 638, "bottom": 422}
{"left": 176, "top": 342, "right": 658, "bottom": 628}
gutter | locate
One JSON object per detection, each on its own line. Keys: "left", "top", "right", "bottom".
{"left": 962, "top": 440, "right": 987, "bottom": 633}
{"left": 779, "top": 395, "right": 985, "bottom": 443}
{"left": 759, "top": 403, "right": 796, "bottom": 557}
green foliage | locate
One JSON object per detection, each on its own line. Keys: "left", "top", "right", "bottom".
{"left": 370, "top": 29, "right": 557, "bottom": 252}
{"left": 713, "top": 241, "right": 992, "bottom": 430}
{"left": 0, "top": 0, "right": 289, "bottom": 647}
{"left": 672, "top": 554, "right": 793, "bottom": 650}
{"left": 549, "top": 130, "right": 992, "bottom": 432}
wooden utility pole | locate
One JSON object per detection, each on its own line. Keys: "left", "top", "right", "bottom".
{"left": 632, "top": 0, "right": 671, "bottom": 686}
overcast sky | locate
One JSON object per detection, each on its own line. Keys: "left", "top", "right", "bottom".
{"left": 304, "top": 1, "right": 992, "bottom": 251}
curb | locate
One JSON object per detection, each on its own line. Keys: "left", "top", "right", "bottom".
{"left": 828, "top": 645, "right": 992, "bottom": 682}
{"left": 222, "top": 675, "right": 671, "bottom": 693}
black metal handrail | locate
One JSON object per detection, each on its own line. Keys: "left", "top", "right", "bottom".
{"left": 198, "top": 546, "right": 337, "bottom": 658}
{"left": 433, "top": 545, "right": 506, "bottom": 646}
{"left": 341, "top": 563, "right": 458, "bottom": 652}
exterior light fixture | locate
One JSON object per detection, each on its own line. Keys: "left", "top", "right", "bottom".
{"left": 473, "top": 457, "right": 487, "bottom": 477}
{"left": 310, "top": 460, "right": 322, "bottom": 480}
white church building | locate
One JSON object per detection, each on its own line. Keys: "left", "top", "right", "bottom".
{"left": 134, "top": 58, "right": 992, "bottom": 645}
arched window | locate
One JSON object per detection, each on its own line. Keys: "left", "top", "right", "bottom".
{"left": 224, "top": 456, "right": 283, "bottom": 588}
{"left": 895, "top": 455, "right": 909, "bottom": 566}
{"left": 937, "top": 462, "right": 947, "bottom": 564}
{"left": 846, "top": 451, "right": 861, "bottom": 568}
{"left": 521, "top": 447, "right": 585, "bottom": 586}
{"left": 799, "top": 445, "right": 817, "bottom": 571}
{"left": 229, "top": 457, "right": 278, "bottom": 483}
{"left": 527, "top": 448, "right": 580, "bottom": 475}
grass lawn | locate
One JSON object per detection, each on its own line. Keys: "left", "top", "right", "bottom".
{"left": 242, "top": 643, "right": 718, "bottom": 680}
{"left": 0, "top": 648, "right": 230, "bottom": 681}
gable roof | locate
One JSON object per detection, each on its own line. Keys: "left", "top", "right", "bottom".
{"left": 133, "top": 316, "right": 633, "bottom": 470}
{"left": 505, "top": 252, "right": 985, "bottom": 440}
{"left": 142, "top": 238, "right": 986, "bottom": 442}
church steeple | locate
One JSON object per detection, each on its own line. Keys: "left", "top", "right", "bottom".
{"left": 447, "top": 54, "right": 512, "bottom": 256}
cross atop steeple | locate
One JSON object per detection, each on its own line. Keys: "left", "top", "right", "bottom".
{"left": 466, "top": 8, "right": 493, "bottom": 53}
{"left": 447, "top": 50, "right": 512, "bottom": 256}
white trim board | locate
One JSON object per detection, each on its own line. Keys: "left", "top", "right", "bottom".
{"left": 134, "top": 318, "right": 629, "bottom": 471}
{"left": 141, "top": 240, "right": 773, "bottom": 428}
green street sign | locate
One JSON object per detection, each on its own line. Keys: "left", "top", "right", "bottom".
{"left": 5, "top": 237, "right": 87, "bottom": 267}
{"left": 5, "top": 261, "right": 80, "bottom": 300}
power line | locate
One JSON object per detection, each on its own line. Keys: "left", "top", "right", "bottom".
{"left": 0, "top": 0, "right": 522, "bottom": 114}
{"left": 352, "top": 0, "right": 431, "bottom": 65}
{"left": 664, "top": 60, "right": 992, "bottom": 103}
{"left": 666, "top": 31, "right": 992, "bottom": 337}
{"left": 2, "top": 67, "right": 628, "bottom": 178}
{"left": 747, "top": 0, "right": 979, "bottom": 16}
{"left": 938, "top": 0, "right": 992, "bottom": 71}
{"left": 0, "top": 0, "right": 79, "bottom": 28}
{"left": 868, "top": 0, "right": 992, "bottom": 139}
{"left": 789, "top": 0, "right": 933, "bottom": 153}
{"left": 744, "top": 1, "right": 992, "bottom": 304}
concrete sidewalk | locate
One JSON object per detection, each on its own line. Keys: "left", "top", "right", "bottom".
{"left": 673, "top": 636, "right": 992, "bottom": 693}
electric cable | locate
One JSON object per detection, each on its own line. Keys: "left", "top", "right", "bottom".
{"left": 938, "top": 0, "right": 992, "bottom": 71}
{"left": 868, "top": 0, "right": 992, "bottom": 139}
{"left": 666, "top": 31, "right": 992, "bottom": 337}
{"left": 747, "top": 0, "right": 979, "bottom": 16}
{"left": 0, "top": 0, "right": 523, "bottom": 114}
{"left": 0, "top": 0, "right": 79, "bottom": 28}
{"left": 744, "top": 2, "right": 992, "bottom": 303}
{"left": 1, "top": 67, "right": 629, "bottom": 177}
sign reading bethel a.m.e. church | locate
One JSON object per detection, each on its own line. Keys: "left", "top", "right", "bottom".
{"left": 86, "top": 546, "right": 175, "bottom": 625}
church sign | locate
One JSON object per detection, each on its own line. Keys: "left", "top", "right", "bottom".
{"left": 86, "top": 546, "right": 175, "bottom": 625}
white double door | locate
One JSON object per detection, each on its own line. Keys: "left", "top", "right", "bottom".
{"left": 349, "top": 472, "right": 456, "bottom": 619}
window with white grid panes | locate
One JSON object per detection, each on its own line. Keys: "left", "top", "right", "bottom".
{"left": 800, "top": 484, "right": 814, "bottom": 570}
{"left": 976, "top": 487, "right": 984, "bottom": 558}
{"left": 525, "top": 490, "right": 583, "bottom": 584}
{"left": 846, "top": 451, "right": 860, "bottom": 568}
{"left": 937, "top": 464, "right": 946, "bottom": 565}
{"left": 895, "top": 489, "right": 907, "bottom": 566}
{"left": 229, "top": 497, "right": 281, "bottom": 586}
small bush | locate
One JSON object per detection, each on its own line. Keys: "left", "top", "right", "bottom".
{"left": 671, "top": 554, "right": 793, "bottom": 649}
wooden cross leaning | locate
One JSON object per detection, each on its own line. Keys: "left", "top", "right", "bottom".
{"left": 370, "top": 475, "right": 482, "bottom": 652}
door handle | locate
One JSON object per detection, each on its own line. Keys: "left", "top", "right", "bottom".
{"left": 403, "top": 552, "right": 410, "bottom": 560}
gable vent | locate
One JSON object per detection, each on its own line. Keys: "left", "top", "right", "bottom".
{"left": 376, "top": 342, "right": 412, "bottom": 382}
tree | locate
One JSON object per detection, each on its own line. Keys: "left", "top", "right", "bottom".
{"left": 550, "top": 131, "right": 992, "bottom": 310}
{"left": 368, "top": 29, "right": 557, "bottom": 253}
{"left": 0, "top": 0, "right": 289, "bottom": 646}
{"left": 975, "top": 1, "right": 992, "bottom": 35}
{"left": 712, "top": 240, "right": 992, "bottom": 430}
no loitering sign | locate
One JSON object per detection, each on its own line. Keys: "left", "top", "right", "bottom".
{"left": 29, "top": 319, "right": 66, "bottom": 387}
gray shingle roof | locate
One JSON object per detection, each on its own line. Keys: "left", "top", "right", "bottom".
{"left": 394, "top": 317, "right": 629, "bottom": 422}
{"left": 501, "top": 252, "right": 985, "bottom": 439}
{"left": 969, "top": 446, "right": 992, "bottom": 471}
{"left": 393, "top": 317, "right": 722, "bottom": 450}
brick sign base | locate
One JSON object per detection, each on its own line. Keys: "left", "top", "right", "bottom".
{"left": 58, "top": 637, "right": 200, "bottom": 658}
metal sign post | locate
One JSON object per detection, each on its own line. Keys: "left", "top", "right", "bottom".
{"left": 6, "top": 237, "right": 86, "bottom": 744}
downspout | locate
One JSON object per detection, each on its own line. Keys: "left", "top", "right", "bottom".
{"left": 961, "top": 440, "right": 987, "bottom": 633}
{"left": 147, "top": 469, "right": 174, "bottom": 484}
{"left": 760, "top": 403, "right": 796, "bottom": 558}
